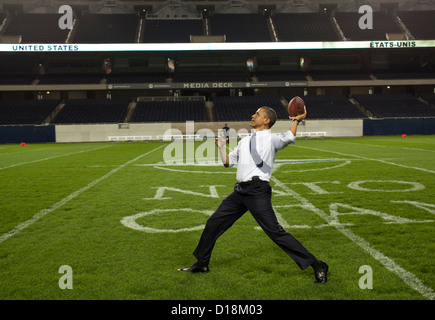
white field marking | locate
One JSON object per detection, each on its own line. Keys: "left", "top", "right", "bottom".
{"left": 330, "top": 140, "right": 435, "bottom": 153}
{"left": 86, "top": 165, "right": 120, "bottom": 168}
{"left": 402, "top": 147, "right": 435, "bottom": 153}
{"left": 0, "top": 145, "right": 165, "bottom": 245}
{"left": 296, "top": 145, "right": 435, "bottom": 174}
{"left": 391, "top": 200, "right": 435, "bottom": 215}
{"left": 360, "top": 137, "right": 435, "bottom": 146}
{"left": 0, "top": 145, "right": 113, "bottom": 171}
{"left": 134, "top": 161, "right": 223, "bottom": 166}
{"left": 262, "top": 202, "right": 432, "bottom": 230}
{"left": 121, "top": 208, "right": 214, "bottom": 233}
{"left": 347, "top": 180, "right": 425, "bottom": 192}
{"left": 282, "top": 160, "right": 352, "bottom": 173}
{"left": 143, "top": 185, "right": 223, "bottom": 200}
{"left": 132, "top": 158, "right": 354, "bottom": 175}
{"left": 272, "top": 206, "right": 290, "bottom": 228}
{"left": 151, "top": 165, "right": 235, "bottom": 175}
{"left": 270, "top": 176, "right": 435, "bottom": 300}
{"left": 0, "top": 145, "right": 78, "bottom": 156}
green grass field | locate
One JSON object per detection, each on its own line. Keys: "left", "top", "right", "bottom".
{"left": 0, "top": 135, "right": 434, "bottom": 300}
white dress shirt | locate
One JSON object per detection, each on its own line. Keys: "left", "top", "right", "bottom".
{"left": 228, "top": 129, "right": 296, "bottom": 182}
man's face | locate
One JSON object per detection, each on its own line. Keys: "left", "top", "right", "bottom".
{"left": 250, "top": 107, "right": 270, "bottom": 129}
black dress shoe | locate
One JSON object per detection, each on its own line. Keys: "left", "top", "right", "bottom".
{"left": 178, "top": 262, "right": 209, "bottom": 273}
{"left": 312, "top": 260, "right": 328, "bottom": 283}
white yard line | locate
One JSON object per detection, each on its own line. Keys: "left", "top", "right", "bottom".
{"left": 0, "top": 145, "right": 113, "bottom": 170}
{"left": 271, "top": 176, "right": 435, "bottom": 300}
{"left": 0, "top": 145, "right": 164, "bottom": 244}
{"left": 296, "top": 145, "right": 435, "bottom": 174}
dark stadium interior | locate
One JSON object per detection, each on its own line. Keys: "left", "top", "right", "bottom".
{"left": 0, "top": 0, "right": 434, "bottom": 130}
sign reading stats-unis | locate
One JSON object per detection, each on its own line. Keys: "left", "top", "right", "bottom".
{"left": 1, "top": 41, "right": 435, "bottom": 52}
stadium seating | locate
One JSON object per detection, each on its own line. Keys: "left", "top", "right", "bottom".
{"left": 374, "top": 72, "right": 435, "bottom": 80}
{"left": 0, "top": 74, "right": 36, "bottom": 85}
{"left": 419, "top": 93, "right": 435, "bottom": 106}
{"left": 131, "top": 100, "right": 207, "bottom": 122}
{"left": 352, "top": 94, "right": 435, "bottom": 118}
{"left": 0, "top": 11, "right": 434, "bottom": 127}
{"left": 2, "top": 13, "right": 69, "bottom": 43}
{"left": 106, "top": 73, "right": 167, "bottom": 84}
{"left": 142, "top": 19, "right": 204, "bottom": 43}
{"left": 309, "top": 72, "right": 372, "bottom": 81}
{"left": 334, "top": 12, "right": 402, "bottom": 41}
{"left": 1, "top": 11, "right": 434, "bottom": 44}
{"left": 72, "top": 14, "right": 139, "bottom": 43}
{"left": 51, "top": 99, "right": 130, "bottom": 124}
{"left": 397, "top": 11, "right": 435, "bottom": 40}
{"left": 173, "top": 74, "right": 251, "bottom": 82}
{"left": 272, "top": 13, "right": 340, "bottom": 42}
{"left": 0, "top": 99, "right": 59, "bottom": 125}
{"left": 213, "top": 96, "right": 287, "bottom": 121}
{"left": 255, "top": 72, "right": 307, "bottom": 82}
{"left": 209, "top": 14, "right": 271, "bottom": 42}
{"left": 300, "top": 95, "right": 368, "bottom": 119}
{"left": 37, "top": 74, "right": 102, "bottom": 85}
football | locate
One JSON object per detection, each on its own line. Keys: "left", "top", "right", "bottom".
{"left": 288, "top": 96, "right": 306, "bottom": 117}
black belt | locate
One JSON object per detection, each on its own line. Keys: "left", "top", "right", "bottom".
{"left": 238, "top": 176, "right": 262, "bottom": 188}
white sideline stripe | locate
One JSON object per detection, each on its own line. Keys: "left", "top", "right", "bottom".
{"left": 329, "top": 140, "right": 435, "bottom": 153}
{"left": 0, "top": 145, "right": 73, "bottom": 156}
{"left": 0, "top": 145, "right": 164, "bottom": 244}
{"left": 402, "top": 147, "right": 435, "bottom": 153}
{"left": 296, "top": 145, "right": 435, "bottom": 174}
{"left": 271, "top": 176, "right": 435, "bottom": 300}
{"left": 0, "top": 145, "right": 112, "bottom": 170}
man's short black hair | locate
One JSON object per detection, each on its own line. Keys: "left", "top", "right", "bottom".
{"left": 261, "top": 106, "right": 277, "bottom": 128}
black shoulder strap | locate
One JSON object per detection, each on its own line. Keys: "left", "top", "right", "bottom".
{"left": 249, "top": 132, "right": 271, "bottom": 173}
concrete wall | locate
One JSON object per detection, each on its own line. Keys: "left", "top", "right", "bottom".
{"left": 274, "top": 119, "right": 363, "bottom": 137}
{"left": 55, "top": 123, "right": 172, "bottom": 143}
{"left": 54, "top": 119, "right": 363, "bottom": 142}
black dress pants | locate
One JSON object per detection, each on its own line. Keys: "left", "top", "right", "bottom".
{"left": 193, "top": 181, "right": 317, "bottom": 270}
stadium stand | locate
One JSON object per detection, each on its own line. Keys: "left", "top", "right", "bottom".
{"left": 334, "top": 12, "right": 403, "bottom": 41}
{"left": 142, "top": 19, "right": 204, "bottom": 43}
{"left": 51, "top": 99, "right": 130, "bottom": 124}
{"left": 173, "top": 73, "right": 251, "bottom": 82}
{"left": 209, "top": 14, "right": 271, "bottom": 42}
{"left": 0, "top": 74, "right": 36, "bottom": 85}
{"left": 299, "top": 95, "right": 368, "bottom": 119}
{"left": 72, "top": 14, "right": 139, "bottom": 43}
{"left": 106, "top": 73, "right": 167, "bottom": 84}
{"left": 352, "top": 94, "right": 435, "bottom": 118}
{"left": 419, "top": 93, "right": 435, "bottom": 106}
{"left": 2, "top": 13, "right": 69, "bottom": 43}
{"left": 213, "top": 96, "right": 287, "bottom": 121}
{"left": 1, "top": 10, "right": 433, "bottom": 45}
{"left": 37, "top": 74, "right": 102, "bottom": 85}
{"left": 309, "top": 72, "right": 372, "bottom": 81}
{"left": 131, "top": 100, "right": 207, "bottom": 122}
{"left": 0, "top": 10, "right": 434, "bottom": 127}
{"left": 397, "top": 11, "right": 435, "bottom": 40}
{"left": 0, "top": 99, "right": 59, "bottom": 125}
{"left": 374, "top": 72, "right": 435, "bottom": 80}
{"left": 255, "top": 72, "right": 307, "bottom": 82}
{"left": 272, "top": 13, "right": 340, "bottom": 42}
